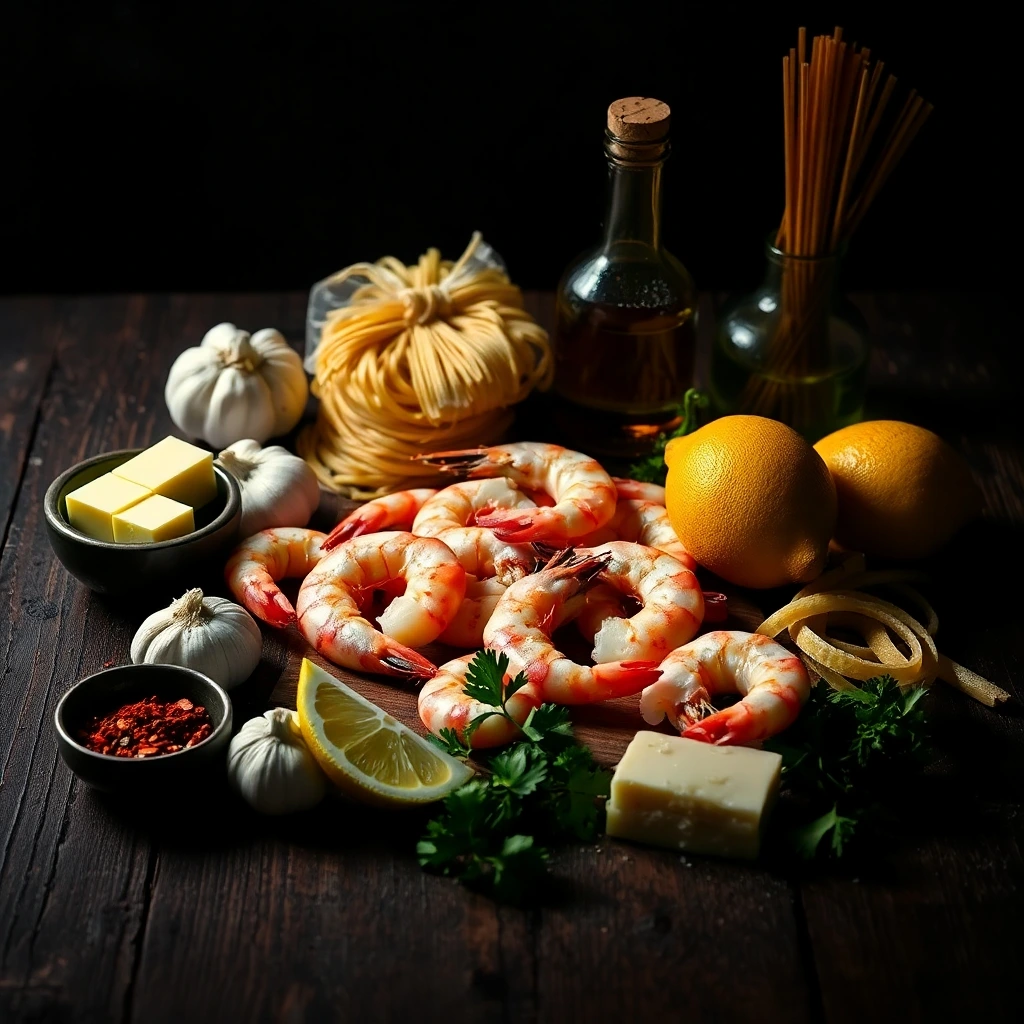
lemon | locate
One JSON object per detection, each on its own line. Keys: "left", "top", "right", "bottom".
{"left": 664, "top": 414, "right": 837, "bottom": 589}
{"left": 296, "top": 658, "right": 473, "bottom": 806}
{"left": 814, "top": 419, "right": 983, "bottom": 559}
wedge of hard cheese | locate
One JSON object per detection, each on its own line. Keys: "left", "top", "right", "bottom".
{"left": 605, "top": 732, "right": 782, "bottom": 860}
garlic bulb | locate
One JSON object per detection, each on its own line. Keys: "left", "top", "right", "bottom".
{"left": 131, "top": 588, "right": 262, "bottom": 690}
{"left": 216, "top": 438, "right": 321, "bottom": 535}
{"left": 164, "top": 323, "right": 308, "bottom": 449}
{"left": 227, "top": 708, "right": 327, "bottom": 814}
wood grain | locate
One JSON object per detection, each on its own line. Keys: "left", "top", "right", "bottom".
{"left": 0, "top": 291, "right": 1020, "bottom": 1024}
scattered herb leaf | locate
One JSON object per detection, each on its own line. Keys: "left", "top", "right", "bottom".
{"left": 418, "top": 650, "right": 611, "bottom": 901}
{"left": 627, "top": 387, "right": 709, "bottom": 485}
{"left": 765, "top": 674, "right": 929, "bottom": 858}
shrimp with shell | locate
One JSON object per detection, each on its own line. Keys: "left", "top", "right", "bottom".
{"left": 224, "top": 527, "right": 327, "bottom": 627}
{"left": 482, "top": 548, "right": 662, "bottom": 703}
{"left": 296, "top": 531, "right": 466, "bottom": 679}
{"left": 568, "top": 541, "right": 704, "bottom": 664}
{"left": 415, "top": 441, "right": 617, "bottom": 544}
{"left": 323, "top": 488, "right": 437, "bottom": 549}
{"left": 411, "top": 479, "right": 539, "bottom": 585}
{"left": 418, "top": 652, "right": 544, "bottom": 749}
{"left": 640, "top": 630, "right": 811, "bottom": 745}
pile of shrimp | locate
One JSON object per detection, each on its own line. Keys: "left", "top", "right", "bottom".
{"left": 222, "top": 442, "right": 811, "bottom": 751}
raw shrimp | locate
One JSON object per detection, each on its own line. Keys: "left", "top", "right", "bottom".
{"left": 612, "top": 478, "right": 666, "bottom": 504}
{"left": 224, "top": 527, "right": 327, "bottom": 628}
{"left": 573, "top": 499, "right": 696, "bottom": 570}
{"left": 418, "top": 653, "right": 543, "bottom": 749}
{"left": 323, "top": 488, "right": 437, "bottom": 549}
{"left": 482, "top": 549, "right": 662, "bottom": 703}
{"left": 412, "top": 479, "right": 538, "bottom": 585}
{"left": 640, "top": 630, "right": 811, "bottom": 744}
{"left": 571, "top": 542, "right": 704, "bottom": 663}
{"left": 416, "top": 441, "right": 617, "bottom": 544}
{"left": 295, "top": 532, "right": 466, "bottom": 678}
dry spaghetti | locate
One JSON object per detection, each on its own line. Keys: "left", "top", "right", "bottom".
{"left": 298, "top": 234, "right": 552, "bottom": 497}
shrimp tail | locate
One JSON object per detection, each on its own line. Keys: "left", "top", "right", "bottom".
{"left": 472, "top": 507, "right": 540, "bottom": 542}
{"left": 681, "top": 704, "right": 756, "bottom": 745}
{"left": 322, "top": 515, "right": 375, "bottom": 550}
{"left": 414, "top": 449, "right": 512, "bottom": 475}
{"left": 370, "top": 642, "right": 438, "bottom": 680}
{"left": 232, "top": 579, "right": 297, "bottom": 628}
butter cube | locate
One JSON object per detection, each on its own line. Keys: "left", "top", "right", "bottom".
{"left": 65, "top": 473, "right": 154, "bottom": 542}
{"left": 113, "top": 436, "right": 216, "bottom": 508}
{"left": 605, "top": 732, "right": 782, "bottom": 860}
{"left": 112, "top": 494, "right": 194, "bottom": 544}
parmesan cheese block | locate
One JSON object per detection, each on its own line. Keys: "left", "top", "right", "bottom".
{"left": 112, "top": 436, "right": 216, "bottom": 508}
{"left": 605, "top": 732, "right": 782, "bottom": 860}
{"left": 112, "top": 493, "right": 195, "bottom": 544}
{"left": 65, "top": 473, "right": 153, "bottom": 542}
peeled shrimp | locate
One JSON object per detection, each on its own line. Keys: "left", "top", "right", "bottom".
{"left": 571, "top": 542, "right": 703, "bottom": 663}
{"left": 482, "top": 549, "right": 662, "bottom": 703}
{"left": 574, "top": 499, "right": 695, "bottom": 570}
{"left": 323, "top": 488, "right": 437, "bottom": 549}
{"left": 296, "top": 532, "right": 465, "bottom": 679}
{"left": 412, "top": 479, "right": 538, "bottom": 585}
{"left": 612, "top": 478, "right": 666, "bottom": 504}
{"left": 416, "top": 441, "right": 617, "bottom": 544}
{"left": 224, "top": 527, "right": 326, "bottom": 628}
{"left": 640, "top": 630, "right": 811, "bottom": 744}
{"left": 418, "top": 653, "right": 543, "bottom": 749}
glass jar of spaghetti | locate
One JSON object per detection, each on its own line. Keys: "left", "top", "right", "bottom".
{"left": 708, "top": 239, "right": 869, "bottom": 442}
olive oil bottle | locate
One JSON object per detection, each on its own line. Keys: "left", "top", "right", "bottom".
{"left": 553, "top": 97, "right": 696, "bottom": 459}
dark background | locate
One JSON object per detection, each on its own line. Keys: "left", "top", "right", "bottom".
{"left": 3, "top": 1, "right": 1012, "bottom": 296}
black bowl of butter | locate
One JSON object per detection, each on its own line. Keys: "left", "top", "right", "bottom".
{"left": 44, "top": 440, "right": 241, "bottom": 596}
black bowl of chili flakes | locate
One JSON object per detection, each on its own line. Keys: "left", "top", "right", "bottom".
{"left": 55, "top": 664, "right": 233, "bottom": 791}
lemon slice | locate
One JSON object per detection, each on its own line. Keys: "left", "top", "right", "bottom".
{"left": 296, "top": 658, "right": 473, "bottom": 807}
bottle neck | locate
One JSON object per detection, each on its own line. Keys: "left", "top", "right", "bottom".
{"left": 601, "top": 135, "right": 667, "bottom": 250}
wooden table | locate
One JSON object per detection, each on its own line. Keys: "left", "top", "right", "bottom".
{"left": 1, "top": 292, "right": 1021, "bottom": 1023}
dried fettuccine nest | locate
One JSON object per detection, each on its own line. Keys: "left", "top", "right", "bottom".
{"left": 757, "top": 555, "right": 1010, "bottom": 706}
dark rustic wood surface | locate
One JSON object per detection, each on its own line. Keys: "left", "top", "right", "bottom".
{"left": 0, "top": 291, "right": 1020, "bottom": 1024}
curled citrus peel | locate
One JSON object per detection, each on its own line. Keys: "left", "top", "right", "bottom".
{"left": 757, "top": 562, "right": 1010, "bottom": 707}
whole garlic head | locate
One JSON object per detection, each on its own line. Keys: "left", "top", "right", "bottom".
{"left": 217, "top": 439, "right": 321, "bottom": 535}
{"left": 130, "top": 588, "right": 262, "bottom": 690}
{"left": 227, "top": 708, "right": 327, "bottom": 814}
{"left": 164, "top": 323, "right": 308, "bottom": 449}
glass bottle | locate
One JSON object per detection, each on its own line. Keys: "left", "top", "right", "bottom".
{"left": 708, "top": 239, "right": 869, "bottom": 442}
{"left": 552, "top": 97, "right": 697, "bottom": 460}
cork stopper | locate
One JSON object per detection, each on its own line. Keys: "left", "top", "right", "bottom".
{"left": 607, "top": 97, "right": 671, "bottom": 142}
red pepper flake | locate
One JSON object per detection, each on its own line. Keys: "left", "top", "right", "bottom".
{"left": 77, "top": 695, "right": 213, "bottom": 758}
{"left": 102, "top": 659, "right": 116, "bottom": 668}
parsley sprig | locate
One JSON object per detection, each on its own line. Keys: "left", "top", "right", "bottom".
{"left": 418, "top": 650, "right": 611, "bottom": 902}
{"left": 765, "top": 675, "right": 929, "bottom": 858}
{"left": 627, "top": 387, "right": 709, "bottom": 485}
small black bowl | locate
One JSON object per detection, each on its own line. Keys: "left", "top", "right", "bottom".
{"left": 55, "top": 664, "right": 233, "bottom": 792}
{"left": 44, "top": 447, "right": 241, "bottom": 596}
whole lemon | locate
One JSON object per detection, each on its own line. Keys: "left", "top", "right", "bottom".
{"left": 664, "top": 415, "right": 837, "bottom": 589}
{"left": 813, "top": 420, "right": 982, "bottom": 559}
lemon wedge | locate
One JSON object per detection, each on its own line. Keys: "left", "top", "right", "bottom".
{"left": 296, "top": 658, "right": 473, "bottom": 807}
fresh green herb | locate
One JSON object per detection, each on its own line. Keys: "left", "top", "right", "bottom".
{"left": 765, "top": 674, "right": 929, "bottom": 858}
{"left": 418, "top": 650, "right": 611, "bottom": 901}
{"left": 627, "top": 387, "right": 709, "bottom": 485}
